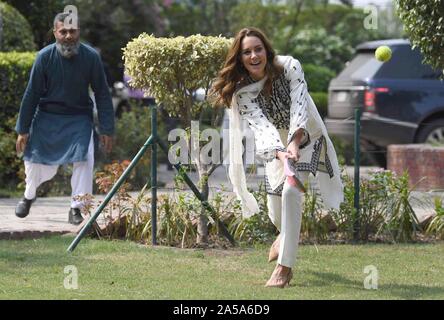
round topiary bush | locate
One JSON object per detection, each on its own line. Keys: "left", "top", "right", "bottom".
{"left": 0, "top": 1, "right": 36, "bottom": 52}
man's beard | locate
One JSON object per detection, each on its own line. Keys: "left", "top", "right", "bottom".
{"left": 56, "top": 41, "right": 80, "bottom": 58}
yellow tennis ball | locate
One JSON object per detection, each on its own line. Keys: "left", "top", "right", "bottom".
{"left": 375, "top": 46, "right": 392, "bottom": 62}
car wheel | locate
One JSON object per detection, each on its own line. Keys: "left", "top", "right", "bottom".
{"left": 416, "top": 119, "right": 444, "bottom": 146}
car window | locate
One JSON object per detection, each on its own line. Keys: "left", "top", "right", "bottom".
{"left": 335, "top": 46, "right": 441, "bottom": 81}
{"left": 375, "top": 46, "right": 440, "bottom": 79}
{"left": 335, "top": 52, "right": 378, "bottom": 80}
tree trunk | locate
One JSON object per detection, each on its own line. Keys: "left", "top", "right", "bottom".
{"left": 197, "top": 172, "right": 210, "bottom": 245}
{"left": 186, "top": 120, "right": 210, "bottom": 245}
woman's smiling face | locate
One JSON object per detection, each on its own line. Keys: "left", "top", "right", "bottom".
{"left": 240, "top": 36, "right": 267, "bottom": 81}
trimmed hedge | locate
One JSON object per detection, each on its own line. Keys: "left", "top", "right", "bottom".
{"left": 0, "top": 51, "right": 36, "bottom": 187}
{"left": 0, "top": 52, "right": 36, "bottom": 118}
{"left": 123, "top": 34, "right": 230, "bottom": 120}
{"left": 0, "top": 2, "right": 36, "bottom": 52}
{"left": 303, "top": 64, "right": 332, "bottom": 119}
{"left": 310, "top": 91, "right": 328, "bottom": 119}
{"left": 303, "top": 63, "right": 336, "bottom": 93}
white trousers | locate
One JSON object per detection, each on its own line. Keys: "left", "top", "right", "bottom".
{"left": 24, "top": 132, "right": 94, "bottom": 209}
{"left": 267, "top": 171, "right": 309, "bottom": 268}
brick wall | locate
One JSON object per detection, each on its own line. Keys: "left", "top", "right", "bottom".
{"left": 387, "top": 144, "right": 444, "bottom": 191}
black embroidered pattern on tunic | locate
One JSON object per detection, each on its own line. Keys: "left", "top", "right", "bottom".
{"left": 244, "top": 75, "right": 333, "bottom": 196}
{"left": 248, "top": 74, "right": 291, "bottom": 130}
{"left": 265, "top": 136, "right": 335, "bottom": 196}
{"left": 265, "top": 173, "right": 285, "bottom": 196}
{"left": 246, "top": 74, "right": 309, "bottom": 152}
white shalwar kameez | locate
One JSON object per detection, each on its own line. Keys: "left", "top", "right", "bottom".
{"left": 24, "top": 131, "right": 94, "bottom": 209}
{"left": 228, "top": 55, "right": 344, "bottom": 268}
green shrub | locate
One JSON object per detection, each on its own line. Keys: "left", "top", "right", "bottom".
{"left": 0, "top": 51, "right": 36, "bottom": 187}
{"left": 335, "top": 172, "right": 387, "bottom": 241}
{"left": 97, "top": 180, "right": 276, "bottom": 247}
{"left": 228, "top": 183, "right": 277, "bottom": 245}
{"left": 0, "top": 118, "right": 24, "bottom": 189}
{"left": 81, "top": 167, "right": 434, "bottom": 247}
{"left": 0, "top": 2, "right": 35, "bottom": 52}
{"left": 303, "top": 63, "right": 332, "bottom": 120}
{"left": 333, "top": 169, "right": 421, "bottom": 242}
{"left": 310, "top": 92, "right": 328, "bottom": 119}
{"left": 301, "top": 185, "right": 330, "bottom": 243}
{"left": 0, "top": 51, "right": 36, "bottom": 118}
{"left": 382, "top": 171, "right": 421, "bottom": 242}
{"left": 303, "top": 64, "right": 335, "bottom": 93}
{"left": 426, "top": 197, "right": 444, "bottom": 240}
{"left": 83, "top": 181, "right": 239, "bottom": 247}
{"left": 106, "top": 104, "right": 152, "bottom": 189}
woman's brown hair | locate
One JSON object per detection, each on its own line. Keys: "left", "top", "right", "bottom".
{"left": 209, "top": 27, "right": 283, "bottom": 108}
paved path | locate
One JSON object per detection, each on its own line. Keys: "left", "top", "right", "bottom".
{"left": 0, "top": 196, "right": 79, "bottom": 239}
{"left": 0, "top": 165, "right": 440, "bottom": 240}
{"left": 0, "top": 164, "right": 254, "bottom": 240}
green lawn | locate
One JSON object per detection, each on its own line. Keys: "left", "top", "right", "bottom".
{"left": 0, "top": 236, "right": 443, "bottom": 300}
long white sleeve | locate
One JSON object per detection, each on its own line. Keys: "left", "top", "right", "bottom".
{"left": 228, "top": 96, "right": 260, "bottom": 218}
{"left": 237, "top": 92, "right": 286, "bottom": 161}
{"left": 279, "top": 56, "right": 310, "bottom": 146}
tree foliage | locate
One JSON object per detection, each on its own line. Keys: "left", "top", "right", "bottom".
{"left": 228, "top": 2, "right": 289, "bottom": 38}
{"left": 0, "top": 1, "right": 36, "bottom": 52}
{"left": 4, "top": 0, "right": 406, "bottom": 87}
{"left": 229, "top": 3, "right": 402, "bottom": 76}
{"left": 396, "top": 0, "right": 444, "bottom": 73}
{"left": 2, "top": 0, "right": 62, "bottom": 49}
{"left": 5, "top": 0, "right": 167, "bottom": 83}
{"left": 163, "top": 0, "right": 239, "bottom": 37}
{"left": 64, "top": 0, "right": 166, "bottom": 84}
{"left": 282, "top": 27, "right": 354, "bottom": 73}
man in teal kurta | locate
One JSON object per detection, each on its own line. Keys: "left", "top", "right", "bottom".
{"left": 14, "top": 12, "right": 115, "bottom": 224}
